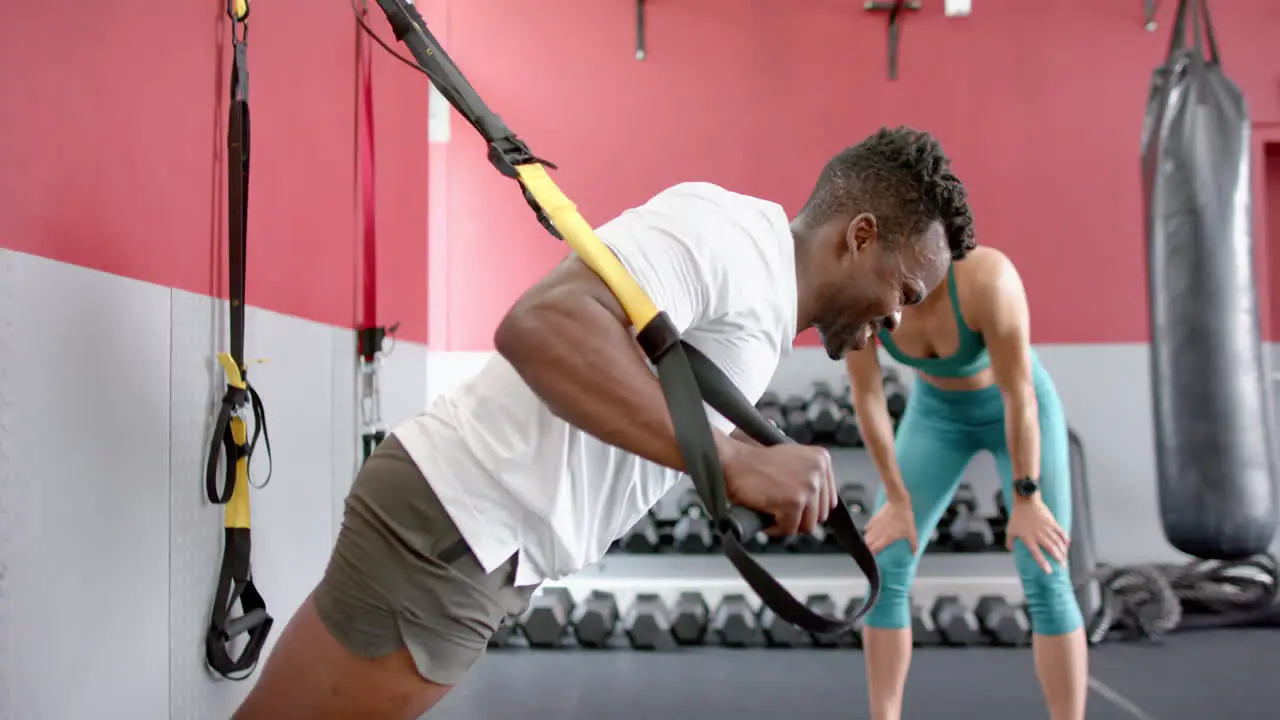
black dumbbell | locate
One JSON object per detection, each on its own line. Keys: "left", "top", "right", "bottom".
{"left": 930, "top": 595, "right": 981, "bottom": 646}
{"left": 712, "top": 594, "right": 759, "bottom": 647}
{"left": 489, "top": 616, "right": 516, "bottom": 648}
{"left": 989, "top": 489, "right": 1009, "bottom": 549}
{"left": 673, "top": 490, "right": 715, "bottom": 554}
{"left": 521, "top": 587, "right": 576, "bottom": 648}
{"left": 840, "top": 483, "right": 870, "bottom": 521}
{"left": 945, "top": 483, "right": 994, "bottom": 552}
{"left": 619, "top": 512, "right": 662, "bottom": 553}
{"left": 781, "top": 395, "right": 814, "bottom": 444}
{"left": 784, "top": 525, "right": 828, "bottom": 554}
{"left": 744, "top": 529, "right": 772, "bottom": 554}
{"left": 805, "top": 381, "right": 845, "bottom": 442}
{"left": 756, "top": 391, "right": 786, "bottom": 431}
{"left": 843, "top": 596, "right": 867, "bottom": 648}
{"left": 833, "top": 399, "right": 864, "bottom": 448}
{"left": 572, "top": 590, "right": 620, "bottom": 648}
{"left": 624, "top": 593, "right": 676, "bottom": 650}
{"left": 975, "top": 595, "right": 1031, "bottom": 646}
{"left": 882, "top": 367, "right": 908, "bottom": 421}
{"left": 806, "top": 594, "right": 845, "bottom": 648}
{"left": 759, "top": 606, "right": 805, "bottom": 648}
{"left": 910, "top": 601, "right": 943, "bottom": 646}
{"left": 672, "top": 591, "right": 710, "bottom": 646}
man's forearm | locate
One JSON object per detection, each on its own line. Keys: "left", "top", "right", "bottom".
{"left": 1003, "top": 385, "right": 1041, "bottom": 485}
{"left": 496, "top": 296, "right": 740, "bottom": 473}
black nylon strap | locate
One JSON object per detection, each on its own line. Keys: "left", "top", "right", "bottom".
{"left": 639, "top": 314, "right": 879, "bottom": 631}
{"left": 205, "top": 528, "right": 274, "bottom": 679}
{"left": 367, "top": 0, "right": 881, "bottom": 633}
{"left": 204, "top": 5, "right": 274, "bottom": 679}
{"left": 681, "top": 342, "right": 881, "bottom": 627}
{"left": 1168, "top": 0, "right": 1221, "bottom": 66}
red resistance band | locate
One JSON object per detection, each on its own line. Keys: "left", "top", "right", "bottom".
{"left": 357, "top": 7, "right": 379, "bottom": 361}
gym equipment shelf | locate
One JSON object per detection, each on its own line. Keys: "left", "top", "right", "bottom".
{"left": 553, "top": 553, "right": 1023, "bottom": 617}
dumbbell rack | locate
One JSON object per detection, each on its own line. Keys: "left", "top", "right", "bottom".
{"left": 548, "top": 552, "right": 1023, "bottom": 623}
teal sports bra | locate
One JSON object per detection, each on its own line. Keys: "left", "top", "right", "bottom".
{"left": 877, "top": 264, "right": 991, "bottom": 378}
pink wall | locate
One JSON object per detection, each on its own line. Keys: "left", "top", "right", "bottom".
{"left": 428, "top": 0, "right": 1280, "bottom": 351}
{"left": 3, "top": 1, "right": 1278, "bottom": 352}
{"left": 0, "top": 1, "right": 430, "bottom": 342}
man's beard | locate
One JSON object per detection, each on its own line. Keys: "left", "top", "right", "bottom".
{"left": 818, "top": 321, "right": 869, "bottom": 360}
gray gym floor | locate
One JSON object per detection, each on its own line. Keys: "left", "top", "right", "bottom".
{"left": 430, "top": 629, "right": 1278, "bottom": 719}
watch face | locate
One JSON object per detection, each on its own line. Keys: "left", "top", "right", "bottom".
{"left": 1015, "top": 479, "right": 1039, "bottom": 496}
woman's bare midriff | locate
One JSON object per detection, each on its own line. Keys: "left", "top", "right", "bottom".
{"left": 916, "top": 366, "right": 996, "bottom": 392}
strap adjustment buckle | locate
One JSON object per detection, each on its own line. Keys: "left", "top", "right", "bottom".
{"left": 486, "top": 136, "right": 556, "bottom": 179}
{"left": 358, "top": 322, "right": 400, "bottom": 363}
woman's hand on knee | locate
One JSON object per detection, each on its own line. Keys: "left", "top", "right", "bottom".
{"left": 865, "top": 499, "right": 919, "bottom": 555}
{"left": 1006, "top": 497, "right": 1070, "bottom": 574}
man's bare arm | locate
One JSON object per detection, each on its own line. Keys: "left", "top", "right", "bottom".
{"left": 495, "top": 255, "right": 744, "bottom": 475}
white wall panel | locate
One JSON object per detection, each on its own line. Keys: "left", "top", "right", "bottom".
{"left": 1, "top": 251, "right": 171, "bottom": 719}
{"left": 167, "top": 288, "right": 250, "bottom": 720}
{"left": 0, "top": 251, "right": 16, "bottom": 720}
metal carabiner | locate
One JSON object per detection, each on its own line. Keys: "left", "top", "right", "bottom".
{"left": 228, "top": 0, "right": 250, "bottom": 23}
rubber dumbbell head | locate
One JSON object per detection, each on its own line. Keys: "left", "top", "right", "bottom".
{"left": 781, "top": 395, "right": 815, "bottom": 444}
{"left": 806, "top": 594, "right": 844, "bottom": 648}
{"left": 624, "top": 593, "right": 675, "bottom": 650}
{"left": 833, "top": 402, "right": 864, "bottom": 448}
{"left": 759, "top": 606, "right": 805, "bottom": 648}
{"left": 784, "top": 525, "right": 826, "bottom": 554}
{"left": 712, "top": 594, "right": 759, "bottom": 647}
{"left": 930, "top": 595, "right": 981, "bottom": 646}
{"left": 620, "top": 512, "right": 661, "bottom": 553}
{"left": 673, "top": 491, "right": 715, "bottom": 554}
{"left": 522, "top": 587, "right": 576, "bottom": 648}
{"left": 806, "top": 381, "right": 845, "bottom": 438}
{"left": 952, "top": 483, "right": 978, "bottom": 513}
{"left": 910, "top": 601, "right": 943, "bottom": 647}
{"left": 755, "top": 391, "right": 786, "bottom": 431}
{"left": 572, "top": 590, "right": 620, "bottom": 648}
{"left": 946, "top": 484, "right": 993, "bottom": 552}
{"left": 839, "top": 483, "right": 869, "bottom": 519}
{"left": 843, "top": 596, "right": 867, "bottom": 648}
{"left": 975, "top": 595, "right": 1031, "bottom": 646}
{"left": 672, "top": 591, "right": 710, "bottom": 646}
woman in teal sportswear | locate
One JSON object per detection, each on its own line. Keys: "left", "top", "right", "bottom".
{"left": 845, "top": 246, "right": 1088, "bottom": 720}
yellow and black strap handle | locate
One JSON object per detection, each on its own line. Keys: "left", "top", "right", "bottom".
{"left": 204, "top": 0, "right": 275, "bottom": 680}
{"left": 369, "top": 0, "right": 880, "bottom": 632}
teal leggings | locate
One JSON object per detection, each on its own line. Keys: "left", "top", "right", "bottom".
{"left": 863, "top": 356, "right": 1083, "bottom": 637}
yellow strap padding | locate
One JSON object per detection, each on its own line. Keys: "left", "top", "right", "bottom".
{"left": 231, "top": 0, "right": 248, "bottom": 22}
{"left": 216, "top": 352, "right": 247, "bottom": 390}
{"left": 225, "top": 416, "right": 252, "bottom": 528}
{"left": 514, "top": 164, "right": 660, "bottom": 330}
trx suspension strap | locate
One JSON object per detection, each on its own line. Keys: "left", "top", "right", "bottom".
{"left": 204, "top": 0, "right": 275, "bottom": 680}
{"left": 865, "top": 1, "right": 921, "bottom": 81}
{"left": 355, "top": 0, "right": 399, "bottom": 464}
{"left": 368, "top": 0, "right": 880, "bottom": 632}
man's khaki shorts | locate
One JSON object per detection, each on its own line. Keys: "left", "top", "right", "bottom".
{"left": 313, "top": 435, "right": 537, "bottom": 685}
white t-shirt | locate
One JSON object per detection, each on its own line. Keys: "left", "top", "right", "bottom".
{"left": 391, "top": 182, "right": 798, "bottom": 586}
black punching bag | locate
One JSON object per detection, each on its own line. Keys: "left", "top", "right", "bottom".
{"left": 1141, "top": 0, "right": 1277, "bottom": 559}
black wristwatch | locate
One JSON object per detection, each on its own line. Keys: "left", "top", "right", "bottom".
{"left": 1013, "top": 477, "right": 1040, "bottom": 498}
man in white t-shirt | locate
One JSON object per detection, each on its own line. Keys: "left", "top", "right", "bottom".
{"left": 233, "top": 126, "right": 977, "bottom": 719}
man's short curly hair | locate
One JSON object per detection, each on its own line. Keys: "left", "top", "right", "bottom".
{"left": 799, "top": 126, "right": 976, "bottom": 260}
